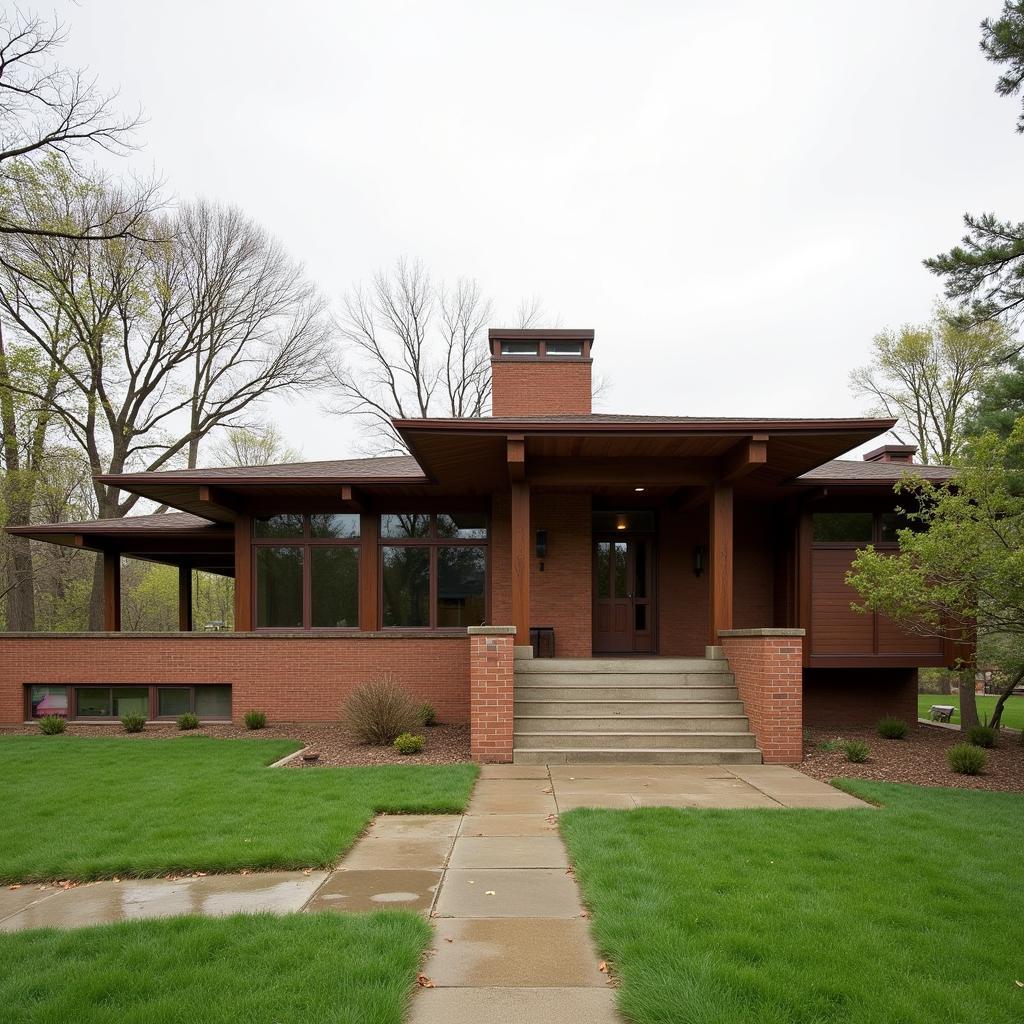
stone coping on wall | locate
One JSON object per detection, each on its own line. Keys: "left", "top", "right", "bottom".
{"left": 466, "top": 626, "right": 517, "bottom": 635}
{"left": 718, "top": 628, "right": 806, "bottom": 637}
{"left": 0, "top": 630, "right": 472, "bottom": 641}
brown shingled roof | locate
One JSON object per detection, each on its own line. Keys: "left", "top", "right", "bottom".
{"left": 796, "top": 459, "right": 955, "bottom": 484}
{"left": 7, "top": 511, "right": 225, "bottom": 536}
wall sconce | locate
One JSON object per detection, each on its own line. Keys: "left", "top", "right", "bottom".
{"left": 693, "top": 544, "right": 705, "bottom": 577}
{"left": 535, "top": 529, "right": 548, "bottom": 571}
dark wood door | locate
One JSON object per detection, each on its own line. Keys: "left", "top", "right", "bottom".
{"left": 593, "top": 535, "right": 655, "bottom": 653}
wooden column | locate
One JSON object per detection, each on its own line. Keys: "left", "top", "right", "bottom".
{"left": 102, "top": 550, "right": 121, "bottom": 632}
{"left": 510, "top": 479, "right": 531, "bottom": 647}
{"left": 359, "top": 511, "right": 380, "bottom": 631}
{"left": 233, "top": 513, "right": 252, "bottom": 631}
{"left": 178, "top": 565, "right": 193, "bottom": 632}
{"left": 708, "top": 483, "right": 733, "bottom": 645}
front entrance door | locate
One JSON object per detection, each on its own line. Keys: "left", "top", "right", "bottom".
{"left": 593, "top": 535, "right": 655, "bottom": 653}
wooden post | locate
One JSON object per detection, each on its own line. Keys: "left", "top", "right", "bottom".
{"left": 102, "top": 550, "right": 121, "bottom": 632}
{"left": 178, "top": 565, "right": 193, "bottom": 632}
{"left": 708, "top": 483, "right": 733, "bottom": 645}
{"left": 510, "top": 479, "right": 530, "bottom": 648}
{"left": 233, "top": 513, "right": 252, "bottom": 631}
{"left": 359, "top": 511, "right": 380, "bottom": 631}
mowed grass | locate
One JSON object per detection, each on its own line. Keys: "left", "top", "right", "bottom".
{"left": 561, "top": 781, "right": 1024, "bottom": 1024}
{"left": 0, "top": 736, "right": 477, "bottom": 882}
{"left": 917, "top": 692, "right": 1024, "bottom": 730}
{"left": 0, "top": 911, "right": 430, "bottom": 1024}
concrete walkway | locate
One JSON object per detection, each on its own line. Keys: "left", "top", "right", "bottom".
{"left": 0, "top": 764, "right": 865, "bottom": 1021}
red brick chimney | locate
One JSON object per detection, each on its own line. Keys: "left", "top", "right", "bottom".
{"left": 489, "top": 329, "right": 594, "bottom": 417}
{"left": 862, "top": 444, "right": 916, "bottom": 464}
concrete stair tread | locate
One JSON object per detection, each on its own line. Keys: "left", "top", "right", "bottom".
{"left": 516, "top": 658, "right": 729, "bottom": 673}
{"left": 514, "top": 714, "right": 751, "bottom": 720}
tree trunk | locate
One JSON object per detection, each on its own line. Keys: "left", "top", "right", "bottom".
{"left": 958, "top": 669, "right": 980, "bottom": 730}
{"left": 939, "top": 671, "right": 952, "bottom": 695}
{"left": 4, "top": 538, "right": 36, "bottom": 630}
{"left": 989, "top": 668, "right": 1024, "bottom": 730}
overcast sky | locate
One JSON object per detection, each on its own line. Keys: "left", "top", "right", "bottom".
{"left": 56, "top": 0, "right": 1021, "bottom": 461}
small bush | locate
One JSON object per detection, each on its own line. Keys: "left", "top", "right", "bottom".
{"left": 38, "top": 715, "right": 66, "bottom": 735}
{"left": 393, "top": 732, "right": 425, "bottom": 755}
{"left": 418, "top": 702, "right": 438, "bottom": 728}
{"left": 817, "top": 738, "right": 842, "bottom": 753}
{"left": 177, "top": 712, "right": 200, "bottom": 731}
{"left": 244, "top": 710, "right": 267, "bottom": 730}
{"left": 121, "top": 712, "right": 146, "bottom": 733}
{"left": 876, "top": 716, "right": 908, "bottom": 740}
{"left": 965, "top": 724, "right": 997, "bottom": 748}
{"left": 841, "top": 740, "right": 870, "bottom": 763}
{"left": 344, "top": 676, "right": 418, "bottom": 745}
{"left": 948, "top": 742, "right": 987, "bottom": 775}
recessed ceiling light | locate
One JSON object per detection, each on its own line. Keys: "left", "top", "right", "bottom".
{"left": 634, "top": 487, "right": 645, "bottom": 492}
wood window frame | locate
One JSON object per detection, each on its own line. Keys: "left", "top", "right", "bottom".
{"left": 23, "top": 684, "right": 233, "bottom": 722}
{"left": 378, "top": 512, "right": 490, "bottom": 631}
{"left": 251, "top": 513, "right": 361, "bottom": 631}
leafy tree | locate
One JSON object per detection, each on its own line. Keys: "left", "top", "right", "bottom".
{"left": 207, "top": 422, "right": 301, "bottom": 468}
{"left": 849, "top": 311, "right": 1011, "bottom": 463}
{"left": 926, "top": 3, "right": 1024, "bottom": 324}
{"left": 846, "top": 421, "right": 1024, "bottom": 729}
{"left": 964, "top": 352, "right": 1024, "bottom": 442}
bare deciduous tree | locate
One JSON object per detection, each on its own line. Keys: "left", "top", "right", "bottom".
{"left": 0, "top": 168, "right": 335, "bottom": 625}
{"left": 207, "top": 422, "right": 302, "bottom": 468}
{"left": 0, "top": 9, "right": 157, "bottom": 241}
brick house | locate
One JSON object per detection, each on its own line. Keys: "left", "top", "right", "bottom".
{"left": 2, "top": 329, "right": 958, "bottom": 764}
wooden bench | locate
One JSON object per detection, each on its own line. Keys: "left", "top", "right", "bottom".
{"left": 929, "top": 704, "right": 956, "bottom": 722}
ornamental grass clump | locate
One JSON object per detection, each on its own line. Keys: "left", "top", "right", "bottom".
{"left": 842, "top": 740, "right": 871, "bottom": 763}
{"left": 393, "top": 732, "right": 425, "bottom": 755}
{"left": 177, "top": 712, "right": 200, "bottom": 731}
{"left": 345, "top": 675, "right": 418, "bottom": 746}
{"left": 418, "top": 702, "right": 437, "bottom": 727}
{"left": 244, "top": 710, "right": 267, "bottom": 730}
{"left": 965, "top": 724, "right": 997, "bottom": 749}
{"left": 948, "top": 742, "right": 987, "bottom": 775}
{"left": 120, "top": 712, "right": 146, "bottom": 733}
{"left": 38, "top": 715, "right": 65, "bottom": 735}
{"left": 876, "top": 717, "right": 909, "bottom": 740}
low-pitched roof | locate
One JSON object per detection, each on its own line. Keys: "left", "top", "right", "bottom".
{"left": 796, "top": 459, "right": 955, "bottom": 485}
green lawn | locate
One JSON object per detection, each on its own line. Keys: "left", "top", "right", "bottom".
{"left": 561, "top": 781, "right": 1024, "bottom": 1024}
{"left": 917, "top": 692, "right": 1024, "bottom": 730}
{"left": 0, "top": 911, "right": 430, "bottom": 1024}
{"left": 0, "top": 736, "right": 477, "bottom": 883}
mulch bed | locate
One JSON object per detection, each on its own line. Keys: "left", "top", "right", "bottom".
{"left": 0, "top": 721, "right": 472, "bottom": 767}
{"left": 799, "top": 722, "right": 1024, "bottom": 793}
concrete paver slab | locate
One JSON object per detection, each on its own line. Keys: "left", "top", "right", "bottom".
{"left": 479, "top": 765, "right": 550, "bottom": 779}
{"left": 0, "top": 884, "right": 66, "bottom": 924}
{"left": 556, "top": 793, "right": 639, "bottom": 810}
{"left": 364, "top": 815, "right": 462, "bottom": 838}
{"left": 426, "top": 918, "right": 606, "bottom": 987}
{"left": 304, "top": 869, "right": 441, "bottom": 915}
{"left": 448, "top": 836, "right": 569, "bottom": 869}
{"left": 408, "top": 987, "right": 621, "bottom": 1024}
{"left": 725, "top": 766, "right": 871, "bottom": 808}
{"left": 435, "top": 869, "right": 582, "bottom": 919}
{"left": 0, "top": 871, "right": 329, "bottom": 933}
{"left": 459, "top": 814, "right": 558, "bottom": 837}
{"left": 467, "top": 790, "right": 558, "bottom": 815}
{"left": 548, "top": 764, "right": 735, "bottom": 781}
{"left": 341, "top": 837, "right": 454, "bottom": 870}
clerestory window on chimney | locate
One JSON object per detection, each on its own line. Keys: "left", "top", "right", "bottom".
{"left": 500, "top": 341, "right": 539, "bottom": 356}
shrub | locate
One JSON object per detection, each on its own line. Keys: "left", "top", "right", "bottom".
{"left": 965, "top": 724, "right": 997, "bottom": 749}
{"left": 38, "top": 715, "right": 66, "bottom": 735}
{"left": 244, "top": 710, "right": 267, "bottom": 730}
{"left": 876, "top": 716, "right": 908, "bottom": 740}
{"left": 393, "top": 732, "right": 425, "bottom": 755}
{"left": 948, "top": 742, "right": 987, "bottom": 775}
{"left": 418, "top": 702, "right": 438, "bottom": 727}
{"left": 121, "top": 712, "right": 146, "bottom": 733}
{"left": 841, "top": 740, "right": 870, "bottom": 763}
{"left": 344, "top": 676, "right": 418, "bottom": 745}
{"left": 816, "top": 738, "right": 842, "bottom": 753}
{"left": 177, "top": 712, "right": 200, "bottom": 731}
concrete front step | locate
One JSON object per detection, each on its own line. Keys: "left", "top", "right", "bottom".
{"left": 514, "top": 730, "right": 759, "bottom": 751}
{"left": 514, "top": 715, "right": 753, "bottom": 733}
{"left": 515, "top": 698, "right": 746, "bottom": 715}
{"left": 517, "top": 672, "right": 735, "bottom": 687}
{"left": 516, "top": 685, "right": 740, "bottom": 701}
{"left": 515, "top": 658, "right": 731, "bottom": 675}
{"left": 513, "top": 748, "right": 764, "bottom": 765}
